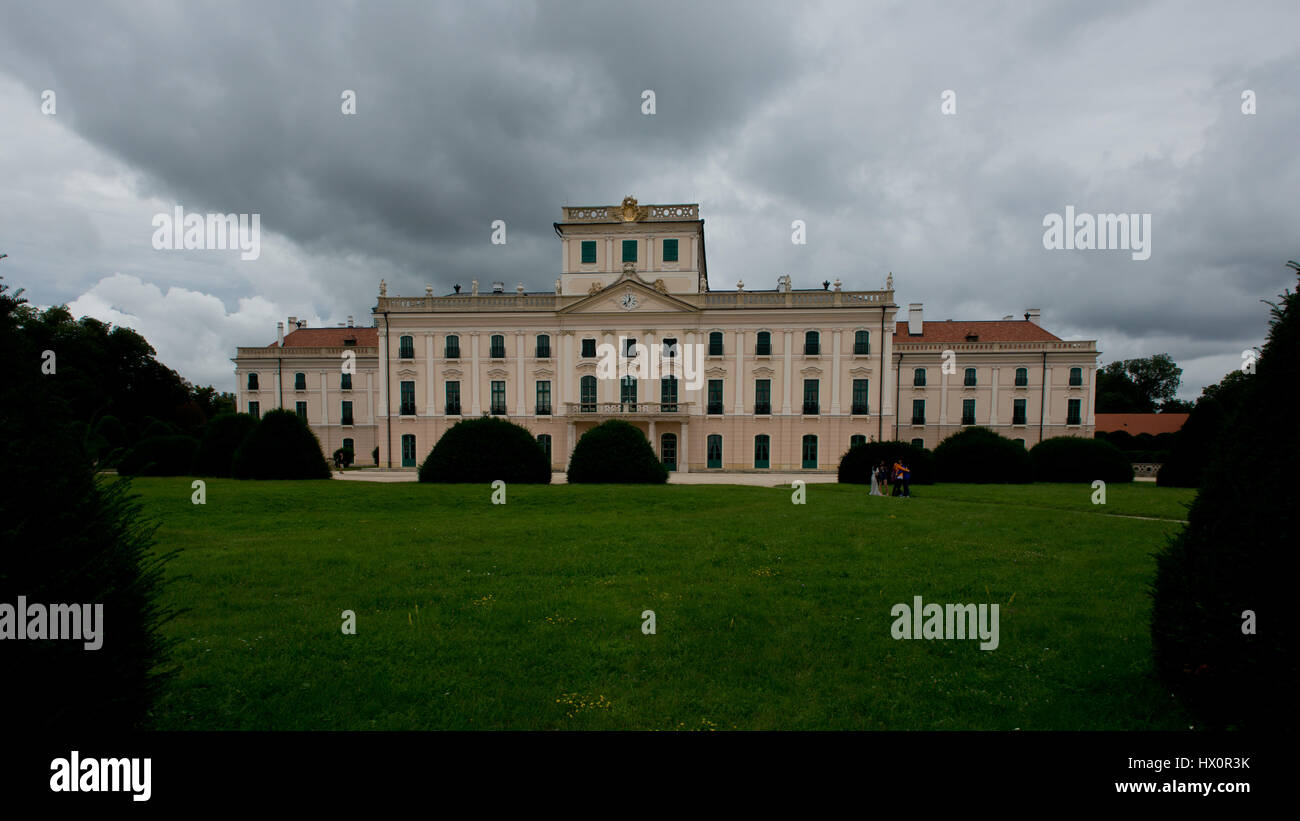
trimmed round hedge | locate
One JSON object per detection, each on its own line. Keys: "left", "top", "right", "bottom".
{"left": 192, "top": 412, "right": 258, "bottom": 477}
{"left": 230, "top": 409, "right": 332, "bottom": 479}
{"left": 933, "top": 427, "right": 1033, "bottom": 483}
{"left": 1030, "top": 436, "right": 1134, "bottom": 483}
{"left": 1157, "top": 398, "right": 1227, "bottom": 488}
{"left": 838, "top": 440, "right": 934, "bottom": 485}
{"left": 116, "top": 435, "right": 199, "bottom": 476}
{"left": 418, "top": 416, "right": 551, "bottom": 483}
{"left": 566, "top": 420, "right": 667, "bottom": 484}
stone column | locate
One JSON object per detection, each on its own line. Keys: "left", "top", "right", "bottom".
{"left": 516, "top": 331, "right": 526, "bottom": 416}
{"left": 376, "top": 333, "right": 386, "bottom": 418}
{"left": 989, "top": 366, "right": 999, "bottom": 426}
{"left": 733, "top": 330, "right": 745, "bottom": 414}
{"left": 1086, "top": 364, "right": 1097, "bottom": 427}
{"left": 426, "top": 334, "right": 436, "bottom": 415}
{"left": 830, "top": 329, "right": 842, "bottom": 414}
{"left": 680, "top": 421, "right": 689, "bottom": 473}
{"left": 782, "top": 329, "right": 793, "bottom": 414}
{"left": 470, "top": 332, "right": 481, "bottom": 415}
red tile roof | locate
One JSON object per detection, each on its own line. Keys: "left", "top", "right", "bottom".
{"left": 1094, "top": 413, "right": 1188, "bottom": 435}
{"left": 894, "top": 320, "right": 1062, "bottom": 343}
{"left": 269, "top": 327, "right": 378, "bottom": 347}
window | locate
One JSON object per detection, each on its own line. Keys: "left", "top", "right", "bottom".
{"left": 445, "top": 382, "right": 461, "bottom": 415}
{"left": 580, "top": 240, "right": 597, "bottom": 264}
{"left": 801, "top": 435, "right": 818, "bottom": 469}
{"left": 754, "top": 435, "right": 770, "bottom": 469}
{"left": 707, "top": 379, "right": 723, "bottom": 415}
{"left": 295, "top": 372, "right": 306, "bottom": 390}
{"left": 962, "top": 398, "right": 976, "bottom": 425}
{"left": 709, "top": 331, "right": 723, "bottom": 356}
{"left": 248, "top": 401, "right": 259, "bottom": 418}
{"left": 294, "top": 400, "right": 306, "bottom": 420}
{"left": 1015, "top": 438, "right": 1026, "bottom": 449}
{"left": 911, "top": 438, "right": 924, "bottom": 448}
{"left": 620, "top": 376, "right": 637, "bottom": 410}
{"left": 755, "top": 331, "right": 771, "bottom": 356}
{"left": 538, "top": 434, "right": 552, "bottom": 462}
{"left": 536, "top": 381, "right": 551, "bottom": 415}
{"left": 623, "top": 337, "right": 637, "bottom": 358}
{"left": 911, "top": 399, "right": 925, "bottom": 425}
{"left": 401, "top": 434, "right": 416, "bottom": 468}
{"left": 581, "top": 338, "right": 597, "bottom": 358}
{"left": 341, "top": 400, "right": 354, "bottom": 426}
{"left": 662, "top": 238, "right": 678, "bottom": 262}
{"left": 851, "top": 379, "right": 869, "bottom": 415}
{"left": 661, "top": 433, "right": 677, "bottom": 471}
{"left": 851, "top": 434, "right": 867, "bottom": 448}
{"left": 1069, "top": 367, "right": 1083, "bottom": 386}
{"left": 754, "top": 379, "right": 771, "bottom": 415}
{"left": 1013, "top": 398, "right": 1027, "bottom": 425}
{"left": 662, "top": 337, "right": 677, "bottom": 358}
{"left": 580, "top": 375, "right": 597, "bottom": 412}
{"left": 707, "top": 435, "right": 722, "bottom": 469}
{"left": 399, "top": 335, "right": 414, "bottom": 359}
{"left": 661, "top": 376, "right": 678, "bottom": 412}
{"left": 536, "top": 334, "right": 551, "bottom": 358}
{"left": 802, "top": 379, "right": 819, "bottom": 415}
{"left": 964, "top": 367, "right": 977, "bottom": 387}
{"left": 804, "top": 330, "right": 820, "bottom": 355}
{"left": 622, "top": 239, "right": 637, "bottom": 263}
{"left": 913, "top": 368, "right": 926, "bottom": 387}
{"left": 853, "top": 330, "right": 870, "bottom": 355}
{"left": 400, "top": 381, "right": 416, "bottom": 416}
{"left": 341, "top": 372, "right": 352, "bottom": 390}
{"left": 490, "top": 334, "right": 505, "bottom": 359}
{"left": 1067, "top": 398, "right": 1082, "bottom": 425}
{"left": 491, "top": 381, "right": 506, "bottom": 415}
{"left": 247, "top": 372, "right": 259, "bottom": 390}
{"left": 1015, "top": 367, "right": 1028, "bottom": 387}
{"left": 445, "top": 335, "right": 460, "bottom": 359}
{"left": 343, "top": 437, "right": 354, "bottom": 454}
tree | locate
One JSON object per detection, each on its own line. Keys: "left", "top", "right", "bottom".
{"left": 231, "top": 409, "right": 332, "bottom": 479}
{"left": 1151, "top": 262, "right": 1298, "bottom": 729}
{"left": 1095, "top": 354, "right": 1182, "bottom": 413}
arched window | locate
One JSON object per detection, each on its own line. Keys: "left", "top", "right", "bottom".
{"left": 850, "top": 434, "right": 867, "bottom": 448}
{"left": 1015, "top": 367, "right": 1029, "bottom": 387}
{"left": 620, "top": 376, "right": 637, "bottom": 411}
{"left": 398, "top": 335, "right": 415, "bottom": 359}
{"left": 754, "top": 435, "right": 770, "bottom": 469}
{"left": 804, "top": 330, "right": 820, "bottom": 355}
{"left": 964, "top": 367, "right": 977, "bottom": 387}
{"left": 661, "top": 375, "right": 678, "bottom": 412}
{"left": 445, "top": 335, "right": 460, "bottom": 358}
{"left": 853, "top": 330, "right": 870, "bottom": 355}
{"left": 707, "top": 434, "right": 722, "bottom": 469}
{"left": 247, "top": 372, "right": 258, "bottom": 390}
{"left": 660, "top": 432, "right": 677, "bottom": 471}
{"left": 294, "top": 372, "right": 306, "bottom": 390}
{"left": 801, "top": 435, "right": 818, "bottom": 469}
{"left": 708, "top": 331, "right": 724, "bottom": 356}
{"left": 755, "top": 331, "right": 772, "bottom": 356}
{"left": 580, "top": 375, "right": 597, "bottom": 412}
{"left": 490, "top": 334, "right": 505, "bottom": 358}
{"left": 913, "top": 368, "right": 926, "bottom": 387}
{"left": 537, "top": 434, "right": 552, "bottom": 462}
{"left": 535, "top": 334, "right": 551, "bottom": 358}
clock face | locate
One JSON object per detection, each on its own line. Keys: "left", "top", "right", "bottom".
{"left": 620, "top": 292, "right": 638, "bottom": 310}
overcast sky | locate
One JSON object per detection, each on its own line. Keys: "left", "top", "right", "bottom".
{"left": 1, "top": 0, "right": 1296, "bottom": 398}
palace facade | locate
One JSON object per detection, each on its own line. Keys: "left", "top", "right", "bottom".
{"left": 232, "top": 198, "right": 1099, "bottom": 471}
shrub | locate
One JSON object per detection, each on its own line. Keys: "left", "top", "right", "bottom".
{"left": 372, "top": 446, "right": 379, "bottom": 465}
{"left": 333, "top": 447, "right": 355, "bottom": 468}
{"left": 933, "top": 427, "right": 1033, "bottom": 483}
{"left": 418, "top": 416, "right": 551, "bottom": 483}
{"left": 139, "top": 417, "right": 179, "bottom": 440}
{"left": 838, "top": 440, "right": 934, "bottom": 485}
{"left": 116, "top": 435, "right": 200, "bottom": 476}
{"left": 567, "top": 420, "right": 668, "bottom": 484}
{"left": 230, "top": 409, "right": 332, "bottom": 479}
{"left": 1156, "top": 397, "right": 1227, "bottom": 487}
{"left": 191, "top": 412, "right": 258, "bottom": 477}
{"left": 1151, "top": 265, "right": 1297, "bottom": 729}
{"left": 1030, "top": 436, "right": 1134, "bottom": 483}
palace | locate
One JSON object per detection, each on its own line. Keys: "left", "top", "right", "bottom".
{"left": 232, "top": 198, "right": 1098, "bottom": 471}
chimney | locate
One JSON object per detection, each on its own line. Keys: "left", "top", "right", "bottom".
{"left": 347, "top": 315, "right": 354, "bottom": 328}
{"left": 276, "top": 321, "right": 284, "bottom": 347}
{"left": 1025, "top": 309, "right": 1041, "bottom": 326}
{"left": 908, "top": 303, "right": 923, "bottom": 336}
{"left": 287, "top": 316, "right": 297, "bottom": 329}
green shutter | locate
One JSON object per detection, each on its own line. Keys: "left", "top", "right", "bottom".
{"left": 622, "top": 240, "right": 637, "bottom": 262}
{"left": 581, "top": 240, "right": 597, "bottom": 264}
{"left": 662, "top": 238, "right": 678, "bottom": 262}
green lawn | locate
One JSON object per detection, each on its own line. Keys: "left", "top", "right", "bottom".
{"left": 129, "top": 477, "right": 1197, "bottom": 730}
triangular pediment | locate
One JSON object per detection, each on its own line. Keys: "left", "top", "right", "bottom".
{"left": 559, "top": 279, "right": 699, "bottom": 315}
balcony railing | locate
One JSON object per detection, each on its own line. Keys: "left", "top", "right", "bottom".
{"left": 565, "top": 401, "right": 694, "bottom": 416}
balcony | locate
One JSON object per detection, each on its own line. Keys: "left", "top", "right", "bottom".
{"left": 565, "top": 401, "right": 693, "bottom": 418}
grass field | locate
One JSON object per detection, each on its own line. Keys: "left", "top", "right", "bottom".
{"left": 127, "top": 477, "right": 1197, "bottom": 730}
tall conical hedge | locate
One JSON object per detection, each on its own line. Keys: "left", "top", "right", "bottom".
{"left": 1151, "top": 264, "right": 1297, "bottom": 729}
{"left": 1156, "top": 397, "right": 1227, "bottom": 487}
{"left": 418, "top": 416, "right": 551, "bottom": 483}
{"left": 231, "top": 408, "right": 332, "bottom": 479}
